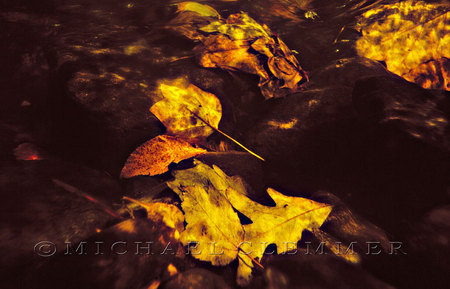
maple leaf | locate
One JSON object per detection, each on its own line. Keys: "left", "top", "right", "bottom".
{"left": 355, "top": 0, "right": 449, "bottom": 90}
{"left": 120, "top": 135, "right": 206, "bottom": 178}
{"left": 169, "top": 2, "right": 308, "bottom": 99}
{"left": 150, "top": 77, "right": 222, "bottom": 142}
{"left": 167, "top": 160, "right": 332, "bottom": 286}
{"left": 166, "top": 160, "right": 246, "bottom": 266}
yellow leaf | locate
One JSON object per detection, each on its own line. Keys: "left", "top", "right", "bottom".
{"left": 199, "top": 13, "right": 270, "bottom": 40}
{"left": 120, "top": 135, "right": 206, "bottom": 178}
{"left": 176, "top": 1, "right": 220, "bottom": 17}
{"left": 226, "top": 187, "right": 332, "bottom": 285}
{"left": 356, "top": 0, "right": 449, "bottom": 90}
{"left": 150, "top": 77, "right": 222, "bottom": 141}
{"left": 168, "top": 168, "right": 245, "bottom": 266}
{"left": 167, "top": 160, "right": 332, "bottom": 286}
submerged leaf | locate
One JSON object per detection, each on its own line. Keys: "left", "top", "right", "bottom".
{"left": 169, "top": 2, "right": 308, "bottom": 99}
{"left": 123, "top": 197, "right": 185, "bottom": 233}
{"left": 120, "top": 135, "right": 206, "bottom": 178}
{"left": 150, "top": 77, "right": 222, "bottom": 141}
{"left": 356, "top": 0, "right": 450, "bottom": 90}
{"left": 199, "top": 13, "right": 270, "bottom": 40}
{"left": 176, "top": 1, "right": 220, "bottom": 17}
{"left": 167, "top": 160, "right": 332, "bottom": 285}
{"left": 196, "top": 34, "right": 268, "bottom": 79}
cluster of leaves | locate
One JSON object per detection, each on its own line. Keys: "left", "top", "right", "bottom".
{"left": 118, "top": 65, "right": 333, "bottom": 286}
{"left": 355, "top": 0, "right": 449, "bottom": 90}
{"left": 168, "top": 1, "right": 309, "bottom": 99}
{"left": 122, "top": 159, "right": 332, "bottom": 286}
{"left": 121, "top": 75, "right": 220, "bottom": 178}
{"left": 121, "top": 2, "right": 313, "bottom": 179}
{"left": 117, "top": 2, "right": 339, "bottom": 286}
{"left": 120, "top": 79, "right": 333, "bottom": 285}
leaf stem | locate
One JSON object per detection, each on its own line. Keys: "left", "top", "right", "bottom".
{"left": 187, "top": 108, "right": 266, "bottom": 161}
{"left": 238, "top": 248, "right": 265, "bottom": 270}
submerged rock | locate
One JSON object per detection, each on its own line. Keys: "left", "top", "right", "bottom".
{"left": 164, "top": 268, "right": 232, "bottom": 289}
{"left": 353, "top": 75, "right": 450, "bottom": 152}
{"left": 264, "top": 253, "right": 395, "bottom": 289}
{"left": 0, "top": 157, "right": 121, "bottom": 273}
{"left": 244, "top": 57, "right": 449, "bottom": 233}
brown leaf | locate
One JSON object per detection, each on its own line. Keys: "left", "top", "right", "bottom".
{"left": 120, "top": 135, "right": 206, "bottom": 178}
{"left": 196, "top": 35, "right": 268, "bottom": 79}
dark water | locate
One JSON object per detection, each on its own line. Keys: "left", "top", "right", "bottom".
{"left": 1, "top": 1, "right": 449, "bottom": 289}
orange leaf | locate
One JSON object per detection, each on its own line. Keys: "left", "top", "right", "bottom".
{"left": 120, "top": 135, "right": 206, "bottom": 178}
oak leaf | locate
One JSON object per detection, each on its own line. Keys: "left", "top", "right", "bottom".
{"left": 150, "top": 77, "right": 222, "bottom": 142}
{"left": 167, "top": 160, "right": 332, "bottom": 285}
{"left": 120, "top": 135, "right": 206, "bottom": 178}
{"left": 225, "top": 187, "right": 332, "bottom": 284}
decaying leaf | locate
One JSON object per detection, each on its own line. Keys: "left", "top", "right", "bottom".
{"left": 120, "top": 135, "right": 207, "bottom": 178}
{"left": 167, "top": 160, "right": 332, "bottom": 285}
{"left": 355, "top": 0, "right": 449, "bottom": 90}
{"left": 123, "top": 197, "right": 185, "bottom": 234}
{"left": 168, "top": 2, "right": 308, "bottom": 99}
{"left": 150, "top": 77, "right": 222, "bottom": 141}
